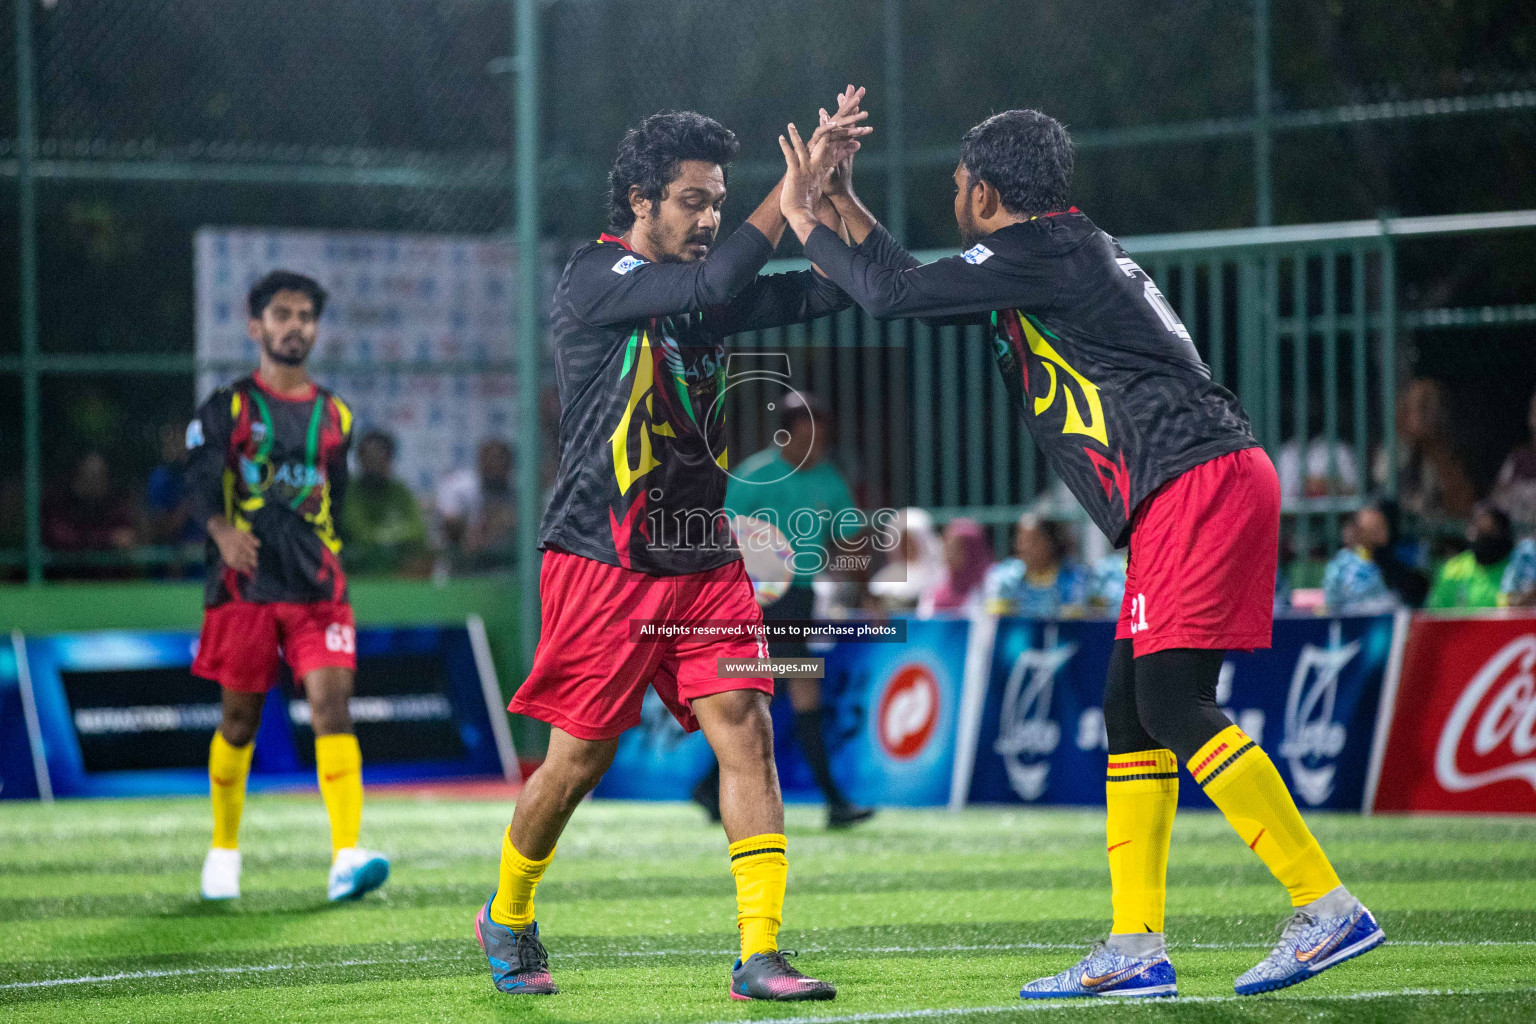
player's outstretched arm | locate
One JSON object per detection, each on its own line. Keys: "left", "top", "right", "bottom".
{"left": 568, "top": 223, "right": 776, "bottom": 326}
{"left": 570, "top": 114, "right": 869, "bottom": 328}
{"left": 780, "top": 127, "right": 1050, "bottom": 321}
{"left": 745, "top": 92, "right": 868, "bottom": 250}
{"left": 819, "top": 86, "right": 917, "bottom": 274}
{"left": 698, "top": 105, "right": 872, "bottom": 336}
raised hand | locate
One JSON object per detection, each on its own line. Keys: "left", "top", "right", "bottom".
{"left": 780, "top": 112, "right": 870, "bottom": 228}
{"left": 820, "top": 85, "right": 866, "bottom": 198}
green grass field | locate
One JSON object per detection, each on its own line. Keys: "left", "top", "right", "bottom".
{"left": 1, "top": 795, "right": 1533, "bottom": 1023}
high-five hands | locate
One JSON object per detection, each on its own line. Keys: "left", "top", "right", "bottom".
{"left": 822, "top": 85, "right": 865, "bottom": 200}
{"left": 780, "top": 84, "right": 874, "bottom": 244}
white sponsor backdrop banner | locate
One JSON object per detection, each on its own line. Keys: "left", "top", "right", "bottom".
{"left": 194, "top": 227, "right": 517, "bottom": 497}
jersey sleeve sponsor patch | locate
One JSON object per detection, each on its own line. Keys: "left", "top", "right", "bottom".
{"left": 962, "top": 243, "right": 994, "bottom": 265}
{"left": 612, "top": 255, "right": 647, "bottom": 275}
{"left": 186, "top": 419, "right": 205, "bottom": 449}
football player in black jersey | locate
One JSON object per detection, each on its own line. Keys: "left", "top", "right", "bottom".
{"left": 188, "top": 270, "right": 389, "bottom": 905}
{"left": 778, "top": 93, "right": 1379, "bottom": 999}
{"left": 475, "top": 101, "right": 870, "bottom": 1001}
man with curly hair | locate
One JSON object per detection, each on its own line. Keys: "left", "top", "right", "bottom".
{"left": 474, "top": 99, "right": 868, "bottom": 1002}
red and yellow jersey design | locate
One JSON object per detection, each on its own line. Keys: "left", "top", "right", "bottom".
{"left": 188, "top": 375, "right": 353, "bottom": 606}
{"left": 539, "top": 228, "right": 848, "bottom": 576}
{"left": 801, "top": 212, "right": 1256, "bottom": 547}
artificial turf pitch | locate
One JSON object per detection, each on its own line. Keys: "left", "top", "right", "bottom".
{"left": 1, "top": 796, "right": 1532, "bottom": 1023}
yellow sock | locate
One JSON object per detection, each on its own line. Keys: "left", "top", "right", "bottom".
{"left": 729, "top": 833, "right": 787, "bottom": 959}
{"left": 1189, "top": 725, "right": 1342, "bottom": 906}
{"left": 489, "top": 829, "right": 554, "bottom": 930}
{"left": 209, "top": 731, "right": 255, "bottom": 849}
{"left": 1106, "top": 748, "right": 1179, "bottom": 934}
{"left": 315, "top": 733, "right": 363, "bottom": 857}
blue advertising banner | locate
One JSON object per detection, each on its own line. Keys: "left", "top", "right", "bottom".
{"left": 594, "top": 618, "right": 971, "bottom": 807}
{"left": 0, "top": 643, "right": 44, "bottom": 800}
{"left": 965, "top": 615, "right": 1397, "bottom": 811}
{"left": 4, "top": 624, "right": 507, "bottom": 799}
{"left": 591, "top": 690, "right": 718, "bottom": 803}
{"left": 822, "top": 618, "right": 970, "bottom": 807}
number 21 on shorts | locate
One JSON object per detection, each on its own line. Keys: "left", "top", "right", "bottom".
{"left": 1128, "top": 592, "right": 1150, "bottom": 634}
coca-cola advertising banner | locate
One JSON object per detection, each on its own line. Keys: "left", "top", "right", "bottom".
{"left": 1371, "top": 614, "right": 1536, "bottom": 814}
{"left": 963, "top": 615, "right": 1398, "bottom": 810}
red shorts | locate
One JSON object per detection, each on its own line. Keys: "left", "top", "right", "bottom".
{"left": 509, "top": 550, "right": 773, "bottom": 741}
{"left": 1116, "top": 447, "right": 1278, "bottom": 655}
{"left": 193, "top": 599, "right": 357, "bottom": 692}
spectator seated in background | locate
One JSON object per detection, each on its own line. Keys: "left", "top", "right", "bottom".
{"left": 1490, "top": 385, "right": 1536, "bottom": 531}
{"left": 42, "top": 450, "right": 138, "bottom": 558}
{"left": 919, "top": 518, "right": 992, "bottom": 617}
{"left": 1386, "top": 377, "right": 1477, "bottom": 521}
{"left": 1277, "top": 430, "right": 1359, "bottom": 504}
{"left": 146, "top": 421, "right": 205, "bottom": 550}
{"left": 341, "top": 429, "right": 431, "bottom": 577}
{"left": 1501, "top": 537, "right": 1536, "bottom": 607}
{"left": 982, "top": 513, "right": 1089, "bottom": 618}
{"left": 1427, "top": 504, "right": 1516, "bottom": 610}
{"left": 1322, "top": 500, "right": 1430, "bottom": 612}
{"left": 1087, "top": 550, "right": 1128, "bottom": 614}
{"left": 436, "top": 438, "right": 515, "bottom": 572}
{"left": 868, "top": 507, "right": 945, "bottom": 614}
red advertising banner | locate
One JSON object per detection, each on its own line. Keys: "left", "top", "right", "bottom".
{"left": 1373, "top": 613, "right": 1536, "bottom": 814}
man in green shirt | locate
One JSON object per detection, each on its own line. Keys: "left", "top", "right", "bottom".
{"left": 340, "top": 430, "right": 431, "bottom": 577}
{"left": 693, "top": 393, "right": 874, "bottom": 828}
{"left": 1427, "top": 505, "right": 1515, "bottom": 609}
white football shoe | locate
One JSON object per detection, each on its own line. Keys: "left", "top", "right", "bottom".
{"left": 327, "top": 846, "right": 391, "bottom": 901}
{"left": 200, "top": 847, "right": 242, "bottom": 900}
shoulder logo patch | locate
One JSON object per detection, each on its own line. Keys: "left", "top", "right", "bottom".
{"left": 185, "top": 419, "right": 205, "bottom": 450}
{"left": 962, "top": 243, "right": 994, "bottom": 265}
{"left": 612, "top": 255, "right": 647, "bottom": 275}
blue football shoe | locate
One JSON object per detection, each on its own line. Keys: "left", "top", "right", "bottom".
{"left": 1235, "top": 889, "right": 1384, "bottom": 995}
{"left": 1020, "top": 941, "right": 1177, "bottom": 999}
{"left": 475, "top": 897, "right": 558, "bottom": 995}
{"left": 326, "top": 846, "right": 390, "bottom": 901}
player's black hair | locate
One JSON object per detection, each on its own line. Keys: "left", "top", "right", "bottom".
{"left": 1038, "top": 519, "right": 1070, "bottom": 562}
{"left": 248, "top": 270, "right": 328, "bottom": 319}
{"left": 960, "top": 109, "right": 1074, "bottom": 216}
{"left": 607, "top": 111, "right": 740, "bottom": 233}
{"left": 358, "top": 429, "right": 396, "bottom": 457}
{"left": 1016, "top": 513, "right": 1071, "bottom": 563}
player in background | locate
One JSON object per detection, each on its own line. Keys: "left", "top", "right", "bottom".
{"left": 777, "top": 94, "right": 1382, "bottom": 998}
{"left": 693, "top": 392, "right": 876, "bottom": 830}
{"left": 474, "top": 101, "right": 869, "bottom": 1001}
{"left": 188, "top": 270, "right": 389, "bottom": 904}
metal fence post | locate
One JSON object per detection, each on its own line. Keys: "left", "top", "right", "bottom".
{"left": 883, "top": 0, "right": 906, "bottom": 243}
{"left": 16, "top": 0, "right": 43, "bottom": 584}
{"left": 1380, "top": 236, "right": 1398, "bottom": 495}
{"left": 514, "top": 0, "right": 542, "bottom": 675}
{"left": 1253, "top": 0, "right": 1273, "bottom": 227}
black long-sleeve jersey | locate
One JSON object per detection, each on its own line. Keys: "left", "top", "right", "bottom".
{"left": 804, "top": 213, "right": 1257, "bottom": 547}
{"left": 539, "top": 223, "right": 851, "bottom": 575}
{"left": 187, "top": 375, "right": 354, "bottom": 606}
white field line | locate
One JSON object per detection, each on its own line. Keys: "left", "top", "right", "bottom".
{"left": 697, "top": 988, "right": 1536, "bottom": 1024}
{"left": 4, "top": 940, "right": 1535, "bottom": 992}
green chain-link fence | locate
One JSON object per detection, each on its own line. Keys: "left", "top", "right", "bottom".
{"left": 5, "top": 0, "right": 1536, "bottom": 634}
